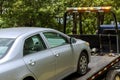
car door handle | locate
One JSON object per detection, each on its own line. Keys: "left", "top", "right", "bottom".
{"left": 55, "top": 53, "right": 59, "bottom": 57}
{"left": 29, "top": 60, "right": 36, "bottom": 66}
{"left": 53, "top": 52, "right": 59, "bottom": 57}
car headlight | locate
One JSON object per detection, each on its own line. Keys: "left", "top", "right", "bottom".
{"left": 85, "top": 42, "right": 90, "bottom": 46}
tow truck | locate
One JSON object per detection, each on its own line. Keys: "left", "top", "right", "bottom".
{"left": 63, "top": 7, "right": 120, "bottom": 80}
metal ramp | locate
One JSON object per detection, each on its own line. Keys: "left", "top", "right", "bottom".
{"left": 77, "top": 55, "right": 120, "bottom": 80}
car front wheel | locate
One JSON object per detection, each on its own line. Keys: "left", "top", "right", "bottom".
{"left": 77, "top": 52, "right": 88, "bottom": 75}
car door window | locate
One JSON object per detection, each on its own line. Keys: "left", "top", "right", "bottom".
{"left": 0, "top": 38, "right": 14, "bottom": 58}
{"left": 43, "top": 32, "right": 68, "bottom": 48}
{"left": 23, "top": 34, "right": 46, "bottom": 56}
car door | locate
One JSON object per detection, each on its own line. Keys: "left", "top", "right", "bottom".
{"left": 23, "top": 34, "right": 56, "bottom": 80}
{"left": 43, "top": 32, "right": 74, "bottom": 78}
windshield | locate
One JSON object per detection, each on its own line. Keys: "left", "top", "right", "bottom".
{"left": 0, "top": 38, "right": 14, "bottom": 58}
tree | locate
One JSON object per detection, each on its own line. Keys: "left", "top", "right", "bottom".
{"left": 0, "top": 0, "right": 120, "bottom": 33}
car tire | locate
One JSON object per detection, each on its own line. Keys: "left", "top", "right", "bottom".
{"left": 106, "top": 70, "right": 120, "bottom": 80}
{"left": 77, "top": 52, "right": 88, "bottom": 75}
{"left": 23, "top": 77, "right": 35, "bottom": 80}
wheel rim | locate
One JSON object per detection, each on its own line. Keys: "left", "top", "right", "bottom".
{"left": 115, "top": 75, "right": 120, "bottom": 80}
{"left": 79, "top": 55, "right": 87, "bottom": 74}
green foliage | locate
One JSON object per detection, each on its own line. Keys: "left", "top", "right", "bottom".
{"left": 0, "top": 0, "right": 120, "bottom": 34}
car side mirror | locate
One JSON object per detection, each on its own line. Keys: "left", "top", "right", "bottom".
{"left": 70, "top": 37, "right": 76, "bottom": 44}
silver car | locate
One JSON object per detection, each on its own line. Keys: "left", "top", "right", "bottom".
{"left": 0, "top": 27, "right": 91, "bottom": 80}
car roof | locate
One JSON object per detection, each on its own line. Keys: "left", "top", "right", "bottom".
{"left": 0, "top": 27, "right": 52, "bottom": 38}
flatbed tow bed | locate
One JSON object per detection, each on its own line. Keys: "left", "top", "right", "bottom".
{"left": 78, "top": 54, "right": 120, "bottom": 80}
{"left": 63, "top": 6, "right": 120, "bottom": 80}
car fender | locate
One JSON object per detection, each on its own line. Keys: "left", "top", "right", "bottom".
{"left": 71, "top": 39, "right": 91, "bottom": 71}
